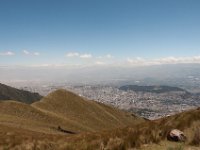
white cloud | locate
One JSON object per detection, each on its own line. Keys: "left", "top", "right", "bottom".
{"left": 22, "top": 50, "right": 40, "bottom": 56}
{"left": 95, "top": 61, "right": 106, "bottom": 65}
{"left": 80, "top": 54, "right": 92, "bottom": 58}
{"left": 32, "top": 64, "right": 51, "bottom": 67}
{"left": 23, "top": 50, "right": 30, "bottom": 55}
{"left": 30, "top": 63, "right": 82, "bottom": 68}
{"left": 127, "top": 56, "right": 200, "bottom": 66}
{"left": 127, "top": 58, "right": 134, "bottom": 63}
{"left": 66, "top": 52, "right": 79, "bottom": 57}
{"left": 0, "top": 51, "right": 15, "bottom": 56}
{"left": 97, "top": 56, "right": 103, "bottom": 59}
{"left": 127, "top": 57, "right": 145, "bottom": 64}
{"left": 105, "top": 54, "right": 113, "bottom": 59}
{"left": 33, "top": 52, "right": 40, "bottom": 56}
{"left": 66, "top": 52, "right": 93, "bottom": 59}
{"left": 97, "top": 54, "right": 114, "bottom": 59}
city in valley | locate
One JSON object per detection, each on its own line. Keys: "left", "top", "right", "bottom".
{"left": 17, "top": 82, "right": 200, "bottom": 120}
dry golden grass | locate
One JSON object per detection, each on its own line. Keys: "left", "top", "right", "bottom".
{"left": 60, "top": 107, "right": 200, "bottom": 150}
{"left": 32, "top": 89, "right": 144, "bottom": 131}
{"left": 0, "top": 90, "right": 144, "bottom": 134}
{"left": 1, "top": 90, "right": 200, "bottom": 150}
{"left": 0, "top": 100, "right": 85, "bottom": 134}
{"left": 0, "top": 89, "right": 146, "bottom": 149}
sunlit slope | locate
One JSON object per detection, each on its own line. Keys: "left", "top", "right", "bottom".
{"left": 2, "top": 107, "right": 200, "bottom": 150}
{"left": 155, "top": 107, "right": 200, "bottom": 139}
{"left": 32, "top": 89, "right": 144, "bottom": 131}
{"left": 1, "top": 93, "right": 200, "bottom": 149}
{"left": 0, "top": 101, "right": 91, "bottom": 134}
{"left": 62, "top": 107, "right": 200, "bottom": 149}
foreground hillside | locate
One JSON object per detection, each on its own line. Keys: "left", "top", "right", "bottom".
{"left": 1, "top": 89, "right": 200, "bottom": 149}
{"left": 32, "top": 89, "right": 143, "bottom": 132}
{"left": 0, "top": 89, "right": 144, "bottom": 134}
{"left": 0, "top": 83, "right": 42, "bottom": 103}
{"left": 0, "top": 107, "right": 200, "bottom": 149}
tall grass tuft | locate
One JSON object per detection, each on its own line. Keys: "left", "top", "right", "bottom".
{"left": 190, "top": 127, "right": 200, "bottom": 146}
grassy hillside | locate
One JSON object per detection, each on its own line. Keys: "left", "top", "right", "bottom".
{"left": 1, "top": 89, "right": 200, "bottom": 149}
{"left": 0, "top": 100, "right": 85, "bottom": 134}
{"left": 0, "top": 89, "right": 146, "bottom": 149}
{"left": 0, "top": 89, "right": 144, "bottom": 134}
{"left": 55, "top": 107, "right": 200, "bottom": 150}
{"left": 1, "top": 108, "right": 200, "bottom": 150}
{"left": 32, "top": 89, "right": 144, "bottom": 131}
{"left": 0, "top": 83, "right": 42, "bottom": 103}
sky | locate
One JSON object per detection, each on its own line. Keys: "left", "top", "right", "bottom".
{"left": 1, "top": 0, "right": 200, "bottom": 67}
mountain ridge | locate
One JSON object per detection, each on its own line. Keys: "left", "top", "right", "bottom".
{"left": 32, "top": 89, "right": 144, "bottom": 131}
{"left": 0, "top": 83, "right": 42, "bottom": 103}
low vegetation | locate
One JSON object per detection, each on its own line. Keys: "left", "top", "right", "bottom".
{"left": 190, "top": 127, "right": 200, "bottom": 146}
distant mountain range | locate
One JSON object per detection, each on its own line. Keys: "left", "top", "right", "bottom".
{"left": 119, "top": 85, "right": 187, "bottom": 93}
{"left": 0, "top": 83, "right": 42, "bottom": 103}
{"left": 1, "top": 64, "right": 200, "bottom": 89}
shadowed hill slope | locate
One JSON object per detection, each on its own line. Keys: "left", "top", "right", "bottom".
{"left": 0, "top": 83, "right": 42, "bottom": 103}
{"left": 32, "top": 89, "right": 144, "bottom": 131}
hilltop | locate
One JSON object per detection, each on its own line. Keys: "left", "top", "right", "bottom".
{"left": 0, "top": 89, "right": 144, "bottom": 135}
{"left": 0, "top": 83, "right": 42, "bottom": 103}
{"left": 32, "top": 89, "right": 144, "bottom": 131}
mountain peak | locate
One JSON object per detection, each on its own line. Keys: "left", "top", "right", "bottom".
{"left": 32, "top": 89, "right": 144, "bottom": 131}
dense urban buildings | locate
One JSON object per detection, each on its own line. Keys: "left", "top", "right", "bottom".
{"left": 19, "top": 83, "right": 200, "bottom": 120}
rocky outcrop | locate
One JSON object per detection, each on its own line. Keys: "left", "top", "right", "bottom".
{"left": 167, "top": 129, "right": 186, "bottom": 142}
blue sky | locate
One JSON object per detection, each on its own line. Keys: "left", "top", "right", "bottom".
{"left": 0, "top": 0, "right": 200, "bottom": 66}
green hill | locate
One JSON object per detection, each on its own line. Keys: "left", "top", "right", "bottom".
{"left": 0, "top": 83, "right": 42, "bottom": 103}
